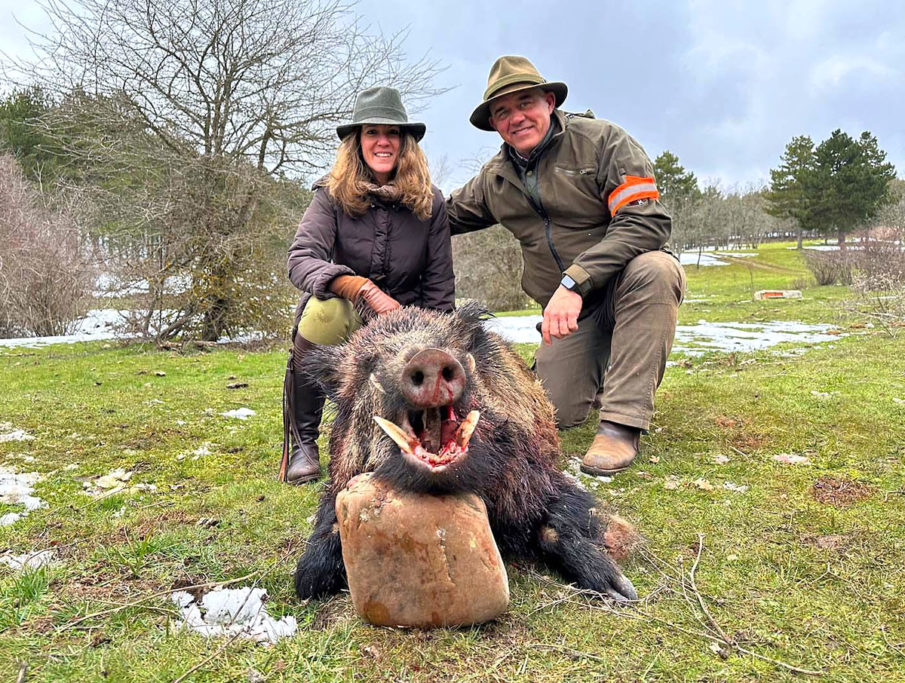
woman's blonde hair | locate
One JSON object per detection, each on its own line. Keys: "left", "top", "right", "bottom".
{"left": 326, "top": 131, "right": 433, "bottom": 220}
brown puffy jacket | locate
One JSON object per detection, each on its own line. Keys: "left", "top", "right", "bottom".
{"left": 288, "top": 184, "right": 455, "bottom": 319}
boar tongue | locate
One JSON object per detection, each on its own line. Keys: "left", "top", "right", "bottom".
{"left": 421, "top": 407, "right": 443, "bottom": 454}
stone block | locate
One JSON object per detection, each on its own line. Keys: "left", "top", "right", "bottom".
{"left": 336, "top": 472, "right": 509, "bottom": 628}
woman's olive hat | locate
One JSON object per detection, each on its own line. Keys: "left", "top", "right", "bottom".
{"left": 336, "top": 86, "right": 426, "bottom": 141}
{"left": 470, "top": 56, "right": 568, "bottom": 131}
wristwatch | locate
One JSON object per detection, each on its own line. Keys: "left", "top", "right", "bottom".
{"left": 560, "top": 274, "right": 579, "bottom": 292}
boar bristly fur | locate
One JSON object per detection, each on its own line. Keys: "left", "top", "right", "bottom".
{"left": 294, "top": 302, "right": 638, "bottom": 602}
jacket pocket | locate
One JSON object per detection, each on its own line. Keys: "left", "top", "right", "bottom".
{"left": 554, "top": 166, "right": 596, "bottom": 177}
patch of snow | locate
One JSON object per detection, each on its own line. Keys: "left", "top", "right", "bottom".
{"left": 94, "top": 273, "right": 190, "bottom": 297}
{"left": 484, "top": 315, "right": 543, "bottom": 344}
{"left": 0, "top": 309, "right": 131, "bottom": 348}
{"left": 170, "top": 587, "right": 297, "bottom": 645}
{"left": 0, "top": 468, "right": 46, "bottom": 526}
{"left": 487, "top": 316, "right": 844, "bottom": 356}
{"left": 672, "top": 320, "right": 841, "bottom": 356}
{"left": 0, "top": 549, "right": 57, "bottom": 571}
{"left": 0, "top": 423, "right": 35, "bottom": 442}
{"left": 220, "top": 408, "right": 256, "bottom": 420}
{"left": 678, "top": 251, "right": 757, "bottom": 267}
{"left": 795, "top": 244, "right": 864, "bottom": 252}
{"left": 723, "top": 482, "right": 749, "bottom": 493}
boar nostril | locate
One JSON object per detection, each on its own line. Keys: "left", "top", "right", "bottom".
{"left": 441, "top": 366, "right": 455, "bottom": 382}
{"left": 411, "top": 370, "right": 424, "bottom": 386}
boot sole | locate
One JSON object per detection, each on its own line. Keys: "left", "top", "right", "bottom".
{"left": 580, "top": 463, "right": 631, "bottom": 477}
{"left": 287, "top": 473, "right": 321, "bottom": 485}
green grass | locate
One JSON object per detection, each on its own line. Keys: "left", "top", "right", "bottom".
{"left": 1, "top": 242, "right": 903, "bottom": 681}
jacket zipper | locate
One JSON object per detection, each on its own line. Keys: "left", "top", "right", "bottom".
{"left": 525, "top": 173, "right": 566, "bottom": 274}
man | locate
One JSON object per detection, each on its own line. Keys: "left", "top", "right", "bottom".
{"left": 447, "top": 56, "right": 685, "bottom": 475}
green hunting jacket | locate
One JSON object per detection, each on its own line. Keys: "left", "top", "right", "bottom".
{"left": 447, "top": 110, "right": 671, "bottom": 307}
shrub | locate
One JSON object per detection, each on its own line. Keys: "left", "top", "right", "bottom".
{"left": 853, "top": 230, "right": 905, "bottom": 290}
{"left": 452, "top": 226, "right": 533, "bottom": 312}
{"left": 0, "top": 155, "right": 94, "bottom": 337}
{"left": 802, "top": 249, "right": 854, "bottom": 286}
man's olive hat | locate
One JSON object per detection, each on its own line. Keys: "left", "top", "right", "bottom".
{"left": 470, "top": 56, "right": 568, "bottom": 131}
{"left": 336, "top": 86, "right": 426, "bottom": 141}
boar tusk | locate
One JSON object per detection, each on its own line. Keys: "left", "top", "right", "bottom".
{"left": 465, "top": 353, "right": 476, "bottom": 374}
{"left": 369, "top": 373, "right": 387, "bottom": 394}
{"left": 455, "top": 410, "right": 480, "bottom": 448}
{"left": 373, "top": 416, "right": 415, "bottom": 455}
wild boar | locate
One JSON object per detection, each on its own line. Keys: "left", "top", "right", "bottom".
{"left": 294, "top": 302, "right": 638, "bottom": 602}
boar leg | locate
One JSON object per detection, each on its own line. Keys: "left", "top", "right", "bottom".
{"left": 294, "top": 491, "right": 346, "bottom": 600}
{"left": 536, "top": 481, "right": 638, "bottom": 602}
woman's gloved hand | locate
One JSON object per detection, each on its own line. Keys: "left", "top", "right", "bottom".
{"left": 330, "top": 275, "right": 401, "bottom": 315}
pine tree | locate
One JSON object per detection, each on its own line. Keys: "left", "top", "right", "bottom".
{"left": 810, "top": 130, "right": 896, "bottom": 246}
{"left": 765, "top": 136, "right": 816, "bottom": 249}
{"left": 653, "top": 151, "right": 700, "bottom": 207}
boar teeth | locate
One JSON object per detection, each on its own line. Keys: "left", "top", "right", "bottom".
{"left": 373, "top": 416, "right": 415, "bottom": 455}
{"left": 455, "top": 410, "right": 480, "bottom": 448}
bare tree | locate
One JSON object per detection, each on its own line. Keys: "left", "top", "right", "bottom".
{"left": 9, "top": 0, "right": 445, "bottom": 341}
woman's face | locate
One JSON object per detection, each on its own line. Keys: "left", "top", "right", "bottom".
{"left": 360, "top": 124, "right": 401, "bottom": 184}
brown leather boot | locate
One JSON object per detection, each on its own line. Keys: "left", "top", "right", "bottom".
{"left": 580, "top": 421, "right": 641, "bottom": 476}
{"left": 279, "top": 337, "right": 324, "bottom": 484}
{"left": 286, "top": 442, "right": 320, "bottom": 484}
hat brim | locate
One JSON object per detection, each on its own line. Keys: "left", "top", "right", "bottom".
{"left": 469, "top": 82, "right": 568, "bottom": 131}
{"left": 336, "top": 119, "right": 426, "bottom": 142}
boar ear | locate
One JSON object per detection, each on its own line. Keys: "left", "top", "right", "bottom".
{"left": 455, "top": 300, "right": 492, "bottom": 325}
{"left": 299, "top": 343, "right": 348, "bottom": 397}
{"left": 454, "top": 299, "right": 494, "bottom": 351}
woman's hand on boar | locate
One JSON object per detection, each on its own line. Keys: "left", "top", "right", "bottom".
{"left": 358, "top": 280, "right": 402, "bottom": 315}
{"left": 330, "top": 275, "right": 401, "bottom": 315}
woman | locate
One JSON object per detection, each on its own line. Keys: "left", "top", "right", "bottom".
{"left": 280, "top": 86, "right": 455, "bottom": 484}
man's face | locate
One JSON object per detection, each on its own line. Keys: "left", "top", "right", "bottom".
{"left": 488, "top": 88, "right": 556, "bottom": 157}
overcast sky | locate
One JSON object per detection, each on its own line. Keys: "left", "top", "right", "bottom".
{"left": 2, "top": 0, "right": 903, "bottom": 192}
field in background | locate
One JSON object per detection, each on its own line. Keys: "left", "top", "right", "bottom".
{"left": 1, "top": 242, "right": 904, "bottom": 681}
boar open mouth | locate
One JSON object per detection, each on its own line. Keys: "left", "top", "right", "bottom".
{"left": 374, "top": 407, "right": 480, "bottom": 471}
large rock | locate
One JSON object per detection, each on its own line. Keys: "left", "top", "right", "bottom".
{"left": 336, "top": 472, "right": 509, "bottom": 628}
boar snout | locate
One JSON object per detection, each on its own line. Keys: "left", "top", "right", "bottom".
{"left": 401, "top": 348, "right": 465, "bottom": 408}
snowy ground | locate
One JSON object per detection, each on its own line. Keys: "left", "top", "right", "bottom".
{"left": 0, "top": 307, "right": 842, "bottom": 356}
{"left": 94, "top": 273, "right": 190, "bottom": 297}
{"left": 0, "top": 464, "right": 46, "bottom": 527}
{"left": 0, "top": 309, "right": 128, "bottom": 348}
{"left": 170, "top": 587, "right": 298, "bottom": 645}
{"left": 484, "top": 315, "right": 841, "bottom": 354}
{"left": 0, "top": 309, "right": 263, "bottom": 349}
{"left": 677, "top": 250, "right": 757, "bottom": 267}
